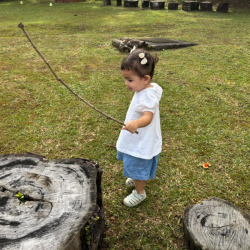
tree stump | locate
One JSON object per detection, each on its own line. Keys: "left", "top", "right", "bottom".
{"left": 182, "top": 1, "right": 199, "bottom": 11}
{"left": 184, "top": 197, "right": 250, "bottom": 250}
{"left": 168, "top": 2, "right": 178, "bottom": 10}
{"left": 0, "top": 153, "right": 105, "bottom": 250}
{"left": 216, "top": 3, "right": 229, "bottom": 12}
{"left": 124, "top": 0, "right": 138, "bottom": 7}
{"left": 200, "top": 2, "right": 213, "bottom": 11}
{"left": 116, "top": 0, "right": 122, "bottom": 6}
{"left": 150, "top": 1, "right": 165, "bottom": 10}
{"left": 142, "top": 0, "right": 149, "bottom": 8}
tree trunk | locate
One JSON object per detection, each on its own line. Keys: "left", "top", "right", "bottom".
{"left": 184, "top": 197, "right": 250, "bottom": 250}
{"left": 0, "top": 153, "right": 105, "bottom": 250}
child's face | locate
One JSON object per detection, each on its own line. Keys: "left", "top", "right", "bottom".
{"left": 121, "top": 70, "right": 151, "bottom": 92}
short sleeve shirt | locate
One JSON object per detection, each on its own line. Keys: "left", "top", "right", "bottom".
{"left": 116, "top": 83, "right": 163, "bottom": 159}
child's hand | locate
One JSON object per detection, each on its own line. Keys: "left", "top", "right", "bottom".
{"left": 122, "top": 112, "right": 153, "bottom": 134}
{"left": 123, "top": 121, "right": 138, "bottom": 134}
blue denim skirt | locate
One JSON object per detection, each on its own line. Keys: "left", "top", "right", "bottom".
{"left": 117, "top": 151, "right": 159, "bottom": 181}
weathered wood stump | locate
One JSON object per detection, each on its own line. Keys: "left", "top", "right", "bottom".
{"left": 182, "top": 1, "right": 199, "bottom": 11}
{"left": 124, "top": 0, "right": 138, "bottom": 7}
{"left": 168, "top": 2, "right": 178, "bottom": 10}
{"left": 216, "top": 3, "right": 229, "bottom": 12}
{"left": 150, "top": 1, "right": 165, "bottom": 10}
{"left": 200, "top": 1, "right": 213, "bottom": 11}
{"left": 0, "top": 153, "right": 105, "bottom": 250}
{"left": 142, "top": 0, "right": 149, "bottom": 8}
{"left": 184, "top": 197, "right": 250, "bottom": 250}
{"left": 116, "top": 0, "right": 122, "bottom": 6}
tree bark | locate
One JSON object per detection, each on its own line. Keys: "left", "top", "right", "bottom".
{"left": 0, "top": 153, "right": 105, "bottom": 250}
{"left": 184, "top": 197, "right": 250, "bottom": 250}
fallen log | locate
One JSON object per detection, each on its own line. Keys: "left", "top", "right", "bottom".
{"left": 112, "top": 37, "right": 197, "bottom": 52}
{"left": 0, "top": 153, "right": 105, "bottom": 250}
{"left": 184, "top": 197, "right": 250, "bottom": 250}
{"left": 112, "top": 38, "right": 146, "bottom": 52}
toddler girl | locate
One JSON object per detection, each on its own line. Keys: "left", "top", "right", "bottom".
{"left": 116, "top": 48, "right": 163, "bottom": 207}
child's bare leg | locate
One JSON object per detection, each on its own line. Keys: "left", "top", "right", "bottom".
{"left": 134, "top": 179, "right": 146, "bottom": 194}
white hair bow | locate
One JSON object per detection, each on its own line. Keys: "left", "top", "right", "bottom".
{"left": 139, "top": 53, "right": 147, "bottom": 65}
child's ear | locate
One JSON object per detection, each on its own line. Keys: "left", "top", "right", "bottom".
{"left": 143, "top": 75, "right": 151, "bottom": 84}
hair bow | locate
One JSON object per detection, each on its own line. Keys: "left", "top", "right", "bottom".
{"left": 139, "top": 53, "right": 147, "bottom": 65}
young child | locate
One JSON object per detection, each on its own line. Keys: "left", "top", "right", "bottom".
{"left": 116, "top": 48, "right": 163, "bottom": 207}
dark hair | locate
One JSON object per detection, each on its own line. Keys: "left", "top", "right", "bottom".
{"left": 121, "top": 49, "right": 159, "bottom": 80}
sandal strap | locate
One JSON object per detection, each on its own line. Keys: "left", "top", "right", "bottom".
{"left": 123, "top": 190, "right": 146, "bottom": 207}
{"left": 126, "top": 178, "right": 135, "bottom": 187}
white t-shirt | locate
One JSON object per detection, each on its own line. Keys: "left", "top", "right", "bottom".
{"left": 116, "top": 83, "right": 163, "bottom": 160}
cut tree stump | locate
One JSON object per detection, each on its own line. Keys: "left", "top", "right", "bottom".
{"left": 216, "top": 3, "right": 229, "bottom": 12}
{"left": 150, "top": 1, "right": 165, "bottom": 10}
{"left": 182, "top": 1, "right": 199, "bottom": 11}
{"left": 184, "top": 197, "right": 250, "bottom": 250}
{"left": 168, "top": 2, "right": 178, "bottom": 10}
{"left": 116, "top": 0, "right": 122, "bottom": 6}
{"left": 124, "top": 0, "right": 138, "bottom": 7}
{"left": 142, "top": 0, "right": 149, "bottom": 8}
{"left": 0, "top": 153, "right": 105, "bottom": 250}
{"left": 112, "top": 37, "right": 197, "bottom": 52}
{"left": 200, "top": 2, "right": 213, "bottom": 11}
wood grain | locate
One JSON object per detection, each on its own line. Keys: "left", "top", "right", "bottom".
{"left": 0, "top": 153, "right": 104, "bottom": 250}
{"left": 184, "top": 197, "right": 250, "bottom": 250}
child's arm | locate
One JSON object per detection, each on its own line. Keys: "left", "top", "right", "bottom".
{"left": 123, "top": 111, "right": 153, "bottom": 134}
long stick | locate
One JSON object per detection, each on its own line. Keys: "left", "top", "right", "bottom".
{"left": 17, "top": 22, "right": 138, "bottom": 133}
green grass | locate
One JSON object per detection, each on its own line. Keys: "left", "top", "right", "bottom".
{"left": 1, "top": 1, "right": 250, "bottom": 249}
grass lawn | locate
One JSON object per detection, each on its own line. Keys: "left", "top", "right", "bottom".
{"left": 1, "top": 1, "right": 250, "bottom": 249}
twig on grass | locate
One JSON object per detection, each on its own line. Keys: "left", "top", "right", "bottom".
{"left": 17, "top": 22, "right": 138, "bottom": 134}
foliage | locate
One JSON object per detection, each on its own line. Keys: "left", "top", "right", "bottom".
{"left": 1, "top": 1, "right": 250, "bottom": 249}
{"left": 15, "top": 192, "right": 26, "bottom": 202}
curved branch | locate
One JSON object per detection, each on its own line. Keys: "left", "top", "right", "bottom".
{"left": 17, "top": 22, "right": 138, "bottom": 134}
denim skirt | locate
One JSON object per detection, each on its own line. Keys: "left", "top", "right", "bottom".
{"left": 117, "top": 151, "right": 159, "bottom": 181}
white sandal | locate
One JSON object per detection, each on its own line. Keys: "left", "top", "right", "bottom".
{"left": 123, "top": 189, "right": 146, "bottom": 207}
{"left": 125, "top": 178, "right": 135, "bottom": 187}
